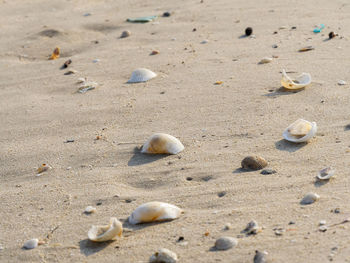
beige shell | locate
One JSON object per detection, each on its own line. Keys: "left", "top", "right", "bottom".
{"left": 281, "top": 69, "right": 311, "bottom": 90}
{"left": 301, "top": 192, "right": 320, "bottom": 205}
{"left": 127, "top": 68, "right": 157, "bottom": 83}
{"left": 88, "top": 217, "right": 123, "bottom": 242}
{"left": 259, "top": 57, "right": 273, "bottom": 64}
{"left": 317, "top": 167, "right": 335, "bottom": 180}
{"left": 129, "top": 201, "right": 183, "bottom": 225}
{"left": 149, "top": 248, "right": 178, "bottom": 263}
{"left": 141, "top": 133, "right": 184, "bottom": 154}
{"left": 241, "top": 156, "right": 267, "bottom": 170}
{"left": 283, "top": 119, "right": 317, "bottom": 143}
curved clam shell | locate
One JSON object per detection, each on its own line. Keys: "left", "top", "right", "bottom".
{"left": 283, "top": 119, "right": 317, "bottom": 143}
{"left": 281, "top": 69, "right": 311, "bottom": 90}
{"left": 141, "top": 133, "right": 184, "bottom": 154}
{"left": 149, "top": 248, "right": 178, "bottom": 263}
{"left": 129, "top": 201, "right": 183, "bottom": 225}
{"left": 88, "top": 217, "right": 123, "bottom": 242}
{"left": 317, "top": 167, "right": 335, "bottom": 180}
{"left": 300, "top": 192, "right": 320, "bottom": 205}
{"left": 127, "top": 68, "right": 157, "bottom": 83}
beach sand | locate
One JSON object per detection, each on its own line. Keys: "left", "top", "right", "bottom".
{"left": 1, "top": 0, "right": 350, "bottom": 262}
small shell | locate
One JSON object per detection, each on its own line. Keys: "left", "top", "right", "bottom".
{"left": 88, "top": 217, "right": 123, "bottom": 242}
{"left": 84, "top": 206, "right": 97, "bottom": 214}
{"left": 120, "top": 30, "right": 131, "bottom": 38}
{"left": 243, "top": 220, "right": 260, "bottom": 235}
{"left": 338, "top": 80, "right": 346, "bottom": 85}
{"left": 301, "top": 192, "right": 320, "bottom": 205}
{"left": 254, "top": 250, "right": 268, "bottom": 263}
{"left": 37, "top": 164, "right": 51, "bottom": 174}
{"left": 298, "top": 46, "right": 315, "bottom": 52}
{"left": 141, "top": 133, "right": 184, "bottom": 154}
{"left": 149, "top": 248, "right": 178, "bottom": 263}
{"left": 78, "top": 81, "right": 98, "bottom": 93}
{"left": 317, "top": 167, "right": 335, "bottom": 180}
{"left": 283, "top": 119, "right": 317, "bottom": 143}
{"left": 129, "top": 201, "right": 183, "bottom": 225}
{"left": 215, "top": 236, "right": 238, "bottom": 250}
{"left": 241, "top": 156, "right": 267, "bottom": 170}
{"left": 150, "top": 50, "right": 160, "bottom": 55}
{"left": 259, "top": 57, "right": 273, "bottom": 64}
{"left": 23, "top": 239, "right": 38, "bottom": 250}
{"left": 281, "top": 69, "right": 312, "bottom": 90}
{"left": 49, "top": 47, "right": 60, "bottom": 60}
{"left": 127, "top": 68, "right": 157, "bottom": 83}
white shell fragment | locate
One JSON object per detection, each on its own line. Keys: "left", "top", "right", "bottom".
{"left": 338, "top": 80, "right": 346, "bottom": 86}
{"left": 215, "top": 236, "right": 238, "bottom": 250}
{"left": 141, "top": 133, "right": 184, "bottom": 154}
{"left": 243, "top": 220, "right": 260, "bottom": 235}
{"left": 23, "top": 239, "right": 38, "bottom": 250}
{"left": 281, "top": 69, "right": 312, "bottom": 90}
{"left": 301, "top": 192, "right": 320, "bottom": 205}
{"left": 129, "top": 201, "right": 183, "bottom": 225}
{"left": 84, "top": 206, "right": 97, "bottom": 214}
{"left": 88, "top": 217, "right": 123, "bottom": 242}
{"left": 78, "top": 81, "right": 98, "bottom": 93}
{"left": 149, "top": 248, "right": 178, "bottom": 263}
{"left": 317, "top": 167, "right": 335, "bottom": 180}
{"left": 259, "top": 57, "right": 273, "bottom": 64}
{"left": 283, "top": 119, "right": 317, "bottom": 143}
{"left": 127, "top": 68, "right": 157, "bottom": 83}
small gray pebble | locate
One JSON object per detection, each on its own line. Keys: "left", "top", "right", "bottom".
{"left": 215, "top": 236, "right": 238, "bottom": 250}
{"left": 254, "top": 250, "right": 268, "bottom": 263}
{"left": 261, "top": 169, "right": 277, "bottom": 175}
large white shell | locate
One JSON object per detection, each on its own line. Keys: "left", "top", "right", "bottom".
{"left": 317, "top": 167, "right": 335, "bottom": 180}
{"left": 149, "top": 248, "right": 178, "bottom": 263}
{"left": 88, "top": 217, "right": 123, "bottom": 242}
{"left": 127, "top": 68, "right": 157, "bottom": 83}
{"left": 141, "top": 133, "right": 184, "bottom": 154}
{"left": 283, "top": 119, "right": 317, "bottom": 143}
{"left": 129, "top": 201, "right": 183, "bottom": 225}
{"left": 301, "top": 192, "right": 320, "bottom": 205}
{"left": 281, "top": 69, "right": 311, "bottom": 90}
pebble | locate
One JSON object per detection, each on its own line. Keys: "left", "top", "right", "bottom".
{"left": 259, "top": 57, "right": 273, "bottom": 64}
{"left": 23, "top": 239, "right": 38, "bottom": 250}
{"left": 0, "top": 245, "right": 3, "bottom": 251}
{"left": 84, "top": 206, "right": 97, "bottom": 214}
{"left": 163, "top": 12, "right": 171, "bottom": 17}
{"left": 149, "top": 248, "right": 177, "bottom": 263}
{"left": 150, "top": 50, "right": 160, "bottom": 55}
{"left": 261, "top": 169, "right": 276, "bottom": 175}
{"left": 243, "top": 220, "right": 260, "bottom": 235}
{"left": 120, "top": 30, "right": 131, "bottom": 38}
{"left": 329, "top": 31, "right": 336, "bottom": 39}
{"left": 288, "top": 221, "right": 296, "bottom": 225}
{"left": 224, "top": 223, "right": 232, "bottom": 230}
{"left": 201, "top": 39, "right": 209, "bottom": 44}
{"left": 272, "top": 44, "right": 278, "bottom": 48}
{"left": 319, "top": 225, "right": 328, "bottom": 232}
{"left": 245, "top": 27, "right": 253, "bottom": 36}
{"left": 274, "top": 228, "right": 285, "bottom": 236}
{"left": 300, "top": 192, "right": 320, "bottom": 205}
{"left": 241, "top": 156, "right": 268, "bottom": 170}
{"left": 332, "top": 208, "right": 340, "bottom": 214}
{"left": 319, "top": 220, "right": 326, "bottom": 226}
{"left": 338, "top": 80, "right": 346, "bottom": 85}
{"left": 254, "top": 250, "right": 268, "bottom": 263}
{"left": 215, "top": 236, "right": 238, "bottom": 250}
{"left": 217, "top": 191, "right": 226, "bottom": 197}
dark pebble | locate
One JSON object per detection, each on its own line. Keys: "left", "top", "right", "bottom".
{"left": 260, "top": 169, "right": 277, "bottom": 175}
{"left": 245, "top": 27, "right": 253, "bottom": 36}
{"left": 177, "top": 236, "right": 184, "bottom": 242}
{"left": 291, "top": 26, "right": 297, "bottom": 30}
{"left": 329, "top": 31, "right": 336, "bottom": 39}
{"left": 96, "top": 202, "right": 102, "bottom": 206}
{"left": 288, "top": 221, "right": 296, "bottom": 225}
{"left": 186, "top": 177, "right": 193, "bottom": 181}
{"left": 163, "top": 12, "right": 171, "bottom": 17}
{"left": 217, "top": 191, "right": 227, "bottom": 197}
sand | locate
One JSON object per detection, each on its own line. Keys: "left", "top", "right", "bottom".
{"left": 1, "top": 0, "right": 350, "bottom": 262}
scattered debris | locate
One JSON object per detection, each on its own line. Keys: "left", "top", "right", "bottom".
{"left": 37, "top": 164, "right": 51, "bottom": 174}
{"left": 261, "top": 169, "right": 276, "bottom": 175}
{"left": 84, "top": 206, "right": 97, "bottom": 214}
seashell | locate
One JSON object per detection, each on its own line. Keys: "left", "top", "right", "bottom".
{"left": 338, "top": 80, "right": 346, "bottom": 85}
{"left": 283, "top": 119, "right": 317, "bottom": 143}
{"left": 243, "top": 220, "right": 260, "bottom": 235}
{"left": 129, "top": 201, "right": 183, "bottom": 225}
{"left": 298, "top": 46, "right": 315, "bottom": 52}
{"left": 319, "top": 225, "right": 328, "bottom": 232}
{"left": 319, "top": 220, "right": 326, "bottom": 226}
{"left": 37, "top": 163, "right": 51, "bottom": 174}
{"left": 150, "top": 50, "right": 160, "bottom": 55}
{"left": 78, "top": 81, "right": 98, "bottom": 93}
{"left": 300, "top": 192, "right": 320, "bottom": 205}
{"left": 149, "top": 248, "right": 178, "bottom": 263}
{"left": 84, "top": 206, "right": 96, "bottom": 214}
{"left": 88, "top": 217, "right": 123, "bottom": 242}
{"left": 141, "top": 133, "right": 184, "bottom": 154}
{"left": 281, "top": 69, "right": 311, "bottom": 90}
{"left": 259, "top": 57, "right": 273, "bottom": 64}
{"left": 254, "top": 250, "right": 268, "bottom": 263}
{"left": 127, "top": 68, "right": 157, "bottom": 83}
{"left": 23, "top": 239, "right": 38, "bottom": 250}
{"left": 120, "top": 30, "right": 131, "bottom": 38}
{"left": 214, "top": 236, "right": 238, "bottom": 250}
{"left": 49, "top": 47, "right": 60, "bottom": 60}
{"left": 214, "top": 81, "right": 223, "bottom": 85}
{"left": 317, "top": 167, "right": 335, "bottom": 180}
{"left": 241, "top": 156, "right": 267, "bottom": 170}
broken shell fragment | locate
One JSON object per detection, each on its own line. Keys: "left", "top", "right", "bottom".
{"left": 37, "top": 163, "right": 51, "bottom": 174}
{"left": 283, "top": 119, "right": 317, "bottom": 143}
{"left": 281, "top": 69, "right": 311, "bottom": 90}
{"left": 254, "top": 250, "right": 268, "bottom": 263}
{"left": 129, "top": 201, "right": 183, "bottom": 225}
{"left": 215, "top": 236, "right": 238, "bottom": 250}
{"left": 141, "top": 133, "right": 184, "bottom": 154}
{"left": 259, "top": 57, "right": 273, "bottom": 64}
{"left": 241, "top": 156, "right": 267, "bottom": 170}
{"left": 78, "top": 81, "right": 98, "bottom": 93}
{"left": 298, "top": 46, "right": 315, "bottom": 52}
{"left": 127, "top": 68, "right": 157, "bottom": 83}
{"left": 23, "top": 239, "right": 38, "bottom": 250}
{"left": 150, "top": 50, "right": 160, "bottom": 55}
{"left": 243, "top": 220, "right": 261, "bottom": 235}
{"left": 49, "top": 47, "right": 60, "bottom": 60}
{"left": 317, "top": 167, "right": 335, "bottom": 180}
{"left": 84, "top": 206, "right": 97, "bottom": 214}
{"left": 149, "top": 248, "right": 178, "bottom": 263}
{"left": 300, "top": 192, "right": 320, "bottom": 205}
{"left": 88, "top": 217, "right": 123, "bottom": 242}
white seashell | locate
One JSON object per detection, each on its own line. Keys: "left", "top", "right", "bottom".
{"left": 23, "top": 239, "right": 38, "bottom": 249}
{"left": 301, "top": 192, "right": 320, "bottom": 205}
{"left": 37, "top": 163, "right": 51, "bottom": 174}
{"left": 215, "top": 236, "right": 238, "bottom": 250}
{"left": 317, "top": 167, "right": 335, "bottom": 180}
{"left": 338, "top": 80, "right": 346, "bottom": 85}
{"left": 259, "top": 57, "right": 273, "bottom": 64}
{"left": 141, "top": 133, "right": 184, "bottom": 154}
{"left": 243, "top": 220, "right": 260, "bottom": 235}
{"left": 149, "top": 248, "right": 178, "bottom": 263}
{"left": 281, "top": 69, "right": 311, "bottom": 90}
{"left": 84, "top": 206, "right": 96, "bottom": 214}
{"left": 319, "top": 220, "right": 326, "bottom": 226}
{"left": 129, "top": 201, "right": 183, "bottom": 225}
{"left": 127, "top": 68, "right": 157, "bottom": 83}
{"left": 283, "top": 119, "right": 317, "bottom": 143}
{"left": 88, "top": 217, "right": 123, "bottom": 242}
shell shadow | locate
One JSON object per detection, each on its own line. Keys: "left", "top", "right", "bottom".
{"left": 314, "top": 179, "right": 330, "bottom": 187}
{"left": 264, "top": 87, "right": 304, "bottom": 98}
{"left": 238, "top": 34, "right": 248, "bottom": 39}
{"left": 122, "top": 219, "right": 174, "bottom": 231}
{"left": 232, "top": 168, "right": 255, "bottom": 174}
{"left": 79, "top": 239, "right": 114, "bottom": 256}
{"left": 275, "top": 139, "right": 307, "bottom": 152}
{"left": 128, "top": 147, "right": 170, "bottom": 166}
{"left": 209, "top": 246, "right": 220, "bottom": 252}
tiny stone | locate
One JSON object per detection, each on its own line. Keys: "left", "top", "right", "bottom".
{"left": 272, "top": 44, "right": 278, "bottom": 48}
{"left": 201, "top": 39, "right": 209, "bottom": 44}
{"left": 96, "top": 202, "right": 102, "bottom": 206}
{"left": 338, "top": 80, "right": 346, "bottom": 85}
{"left": 224, "top": 223, "right": 232, "bottom": 230}
{"left": 334, "top": 208, "right": 340, "bottom": 213}
{"left": 125, "top": 199, "right": 133, "bottom": 203}
{"left": 215, "top": 236, "right": 238, "bottom": 250}
{"left": 288, "top": 221, "right": 296, "bottom": 225}
{"left": 84, "top": 206, "right": 96, "bottom": 214}
{"left": 291, "top": 26, "right": 297, "bottom": 29}
{"left": 23, "top": 239, "right": 38, "bottom": 250}
{"left": 120, "top": 30, "right": 131, "bottom": 38}
{"left": 319, "top": 220, "right": 326, "bottom": 226}
{"left": 261, "top": 169, "right": 276, "bottom": 175}
{"left": 163, "top": 12, "right": 171, "bottom": 17}
{"left": 217, "top": 191, "right": 226, "bottom": 197}
{"left": 274, "top": 228, "right": 285, "bottom": 236}
{"left": 186, "top": 177, "right": 193, "bottom": 181}
{"left": 92, "top": 59, "right": 100, "bottom": 63}
{"left": 245, "top": 27, "right": 253, "bottom": 36}
{"left": 177, "top": 236, "right": 184, "bottom": 242}
{"left": 319, "top": 226, "right": 328, "bottom": 232}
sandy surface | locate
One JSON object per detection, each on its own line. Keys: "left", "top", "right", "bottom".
{"left": 1, "top": 0, "right": 350, "bottom": 262}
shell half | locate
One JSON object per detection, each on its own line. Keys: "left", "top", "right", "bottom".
{"left": 127, "top": 68, "right": 157, "bottom": 83}
{"left": 283, "top": 119, "right": 317, "bottom": 143}
{"left": 281, "top": 69, "right": 311, "bottom": 90}
{"left": 317, "top": 167, "right": 335, "bottom": 180}
{"left": 141, "top": 133, "right": 184, "bottom": 154}
{"left": 129, "top": 201, "right": 183, "bottom": 225}
{"left": 88, "top": 217, "right": 123, "bottom": 242}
